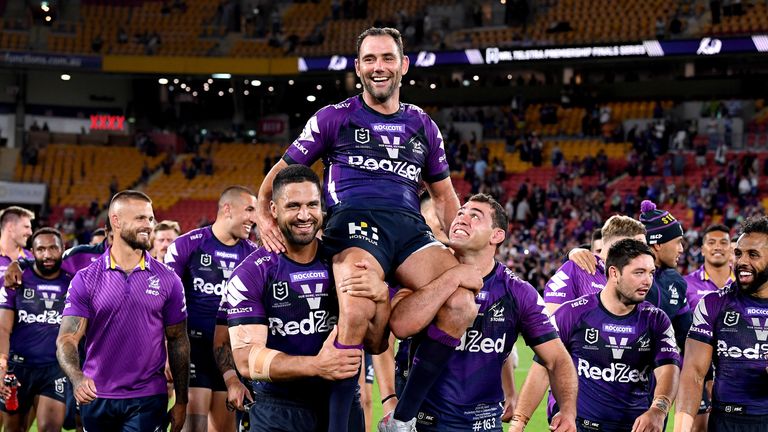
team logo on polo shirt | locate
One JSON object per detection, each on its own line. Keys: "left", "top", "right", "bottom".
{"left": 585, "top": 328, "right": 599, "bottom": 344}
{"left": 724, "top": 311, "right": 740, "bottom": 326}
{"left": 200, "top": 254, "right": 212, "bottom": 267}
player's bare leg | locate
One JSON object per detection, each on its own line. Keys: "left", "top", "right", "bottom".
{"left": 183, "top": 388, "right": 212, "bottom": 432}
{"left": 207, "top": 391, "right": 235, "bottom": 432}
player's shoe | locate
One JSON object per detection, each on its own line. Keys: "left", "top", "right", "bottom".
{"left": 377, "top": 411, "right": 416, "bottom": 432}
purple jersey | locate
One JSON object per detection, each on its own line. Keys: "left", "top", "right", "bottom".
{"left": 61, "top": 240, "right": 107, "bottom": 275}
{"left": 63, "top": 249, "right": 187, "bottom": 399}
{"left": 0, "top": 249, "right": 33, "bottom": 282}
{"left": 284, "top": 95, "right": 450, "bottom": 214}
{"left": 225, "top": 247, "right": 337, "bottom": 400}
{"left": 418, "top": 263, "right": 558, "bottom": 429}
{"left": 543, "top": 256, "right": 606, "bottom": 306}
{"left": 683, "top": 266, "right": 733, "bottom": 310}
{"left": 0, "top": 268, "right": 71, "bottom": 365}
{"left": 165, "top": 226, "right": 257, "bottom": 339}
{"left": 687, "top": 286, "right": 768, "bottom": 415}
{"left": 552, "top": 294, "right": 681, "bottom": 427}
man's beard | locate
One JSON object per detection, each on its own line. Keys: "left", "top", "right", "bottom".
{"left": 735, "top": 265, "right": 768, "bottom": 295}
{"left": 35, "top": 259, "right": 62, "bottom": 276}
{"left": 279, "top": 220, "right": 318, "bottom": 246}
{"left": 122, "top": 229, "right": 151, "bottom": 251}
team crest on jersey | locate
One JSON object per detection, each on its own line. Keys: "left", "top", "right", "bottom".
{"left": 723, "top": 311, "right": 740, "bottom": 326}
{"left": 585, "top": 328, "right": 599, "bottom": 344}
{"left": 409, "top": 137, "right": 424, "bottom": 154}
{"left": 355, "top": 128, "right": 370, "bottom": 144}
{"left": 23, "top": 288, "right": 34, "bottom": 300}
{"left": 200, "top": 254, "right": 212, "bottom": 267}
{"left": 272, "top": 281, "right": 289, "bottom": 301}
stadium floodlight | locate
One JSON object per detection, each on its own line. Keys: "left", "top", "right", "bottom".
{"left": 244, "top": 90, "right": 250, "bottom": 95}
{"left": 60, "top": 74, "right": 71, "bottom": 81}
{"left": 355, "top": 83, "right": 361, "bottom": 89}
{"left": 228, "top": 88, "right": 234, "bottom": 93}
{"left": 251, "top": 80, "right": 262, "bottom": 87}
{"left": 316, "top": 84, "right": 322, "bottom": 90}
{"left": 173, "top": 78, "right": 179, "bottom": 84}
{"left": 180, "top": 83, "right": 186, "bottom": 89}
{"left": 41, "top": 2, "right": 50, "bottom": 12}
{"left": 473, "top": 75, "right": 480, "bottom": 81}
{"left": 192, "top": 91, "right": 198, "bottom": 96}
{"left": 306, "top": 95, "right": 316, "bottom": 102}
{"left": 288, "top": 79, "right": 295, "bottom": 85}
{"left": 268, "top": 86, "right": 274, "bottom": 92}
{"left": 168, "top": 85, "right": 174, "bottom": 91}
{"left": 409, "top": 79, "right": 415, "bottom": 85}
{"left": 218, "top": 91, "right": 224, "bottom": 96}
{"left": 45, "top": 16, "right": 51, "bottom": 22}
{"left": 507, "top": 74, "right": 513, "bottom": 80}
{"left": 462, "top": 80, "right": 470, "bottom": 86}
{"left": 244, "top": 79, "right": 249, "bottom": 85}
{"left": 158, "top": 78, "right": 168, "bottom": 85}
{"left": 212, "top": 73, "right": 231, "bottom": 79}
{"left": 429, "top": 83, "right": 437, "bottom": 89}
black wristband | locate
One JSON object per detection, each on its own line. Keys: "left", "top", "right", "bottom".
{"left": 381, "top": 393, "right": 397, "bottom": 405}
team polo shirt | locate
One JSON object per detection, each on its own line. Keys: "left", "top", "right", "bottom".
{"left": 63, "top": 248, "right": 187, "bottom": 399}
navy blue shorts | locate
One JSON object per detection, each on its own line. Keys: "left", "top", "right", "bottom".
{"left": 323, "top": 207, "right": 443, "bottom": 276}
{"left": 247, "top": 390, "right": 364, "bottom": 432}
{"left": 364, "top": 354, "right": 374, "bottom": 385}
{"left": 79, "top": 394, "right": 167, "bottom": 432}
{"left": 575, "top": 417, "right": 633, "bottom": 432}
{"left": 709, "top": 409, "right": 768, "bottom": 432}
{"left": 415, "top": 409, "right": 502, "bottom": 432}
{"left": 0, "top": 362, "right": 67, "bottom": 415}
{"left": 189, "top": 332, "right": 227, "bottom": 391}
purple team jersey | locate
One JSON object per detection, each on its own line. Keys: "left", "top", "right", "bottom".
{"left": 61, "top": 240, "right": 108, "bottom": 275}
{"left": 417, "top": 263, "right": 558, "bottom": 430}
{"left": 283, "top": 95, "right": 450, "bottom": 214}
{"left": 552, "top": 293, "right": 681, "bottom": 429}
{"left": 543, "top": 257, "right": 607, "bottom": 306}
{"left": 687, "top": 286, "right": 768, "bottom": 415}
{"left": 165, "top": 226, "right": 257, "bottom": 339}
{"left": 225, "top": 247, "right": 337, "bottom": 400}
{"left": 0, "top": 249, "right": 33, "bottom": 282}
{"left": 0, "top": 268, "right": 71, "bottom": 365}
{"left": 683, "top": 266, "right": 733, "bottom": 310}
{"left": 63, "top": 249, "right": 187, "bottom": 398}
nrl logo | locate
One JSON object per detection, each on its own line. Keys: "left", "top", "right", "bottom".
{"left": 585, "top": 328, "right": 599, "bottom": 344}
{"left": 23, "top": 288, "right": 34, "bottom": 300}
{"left": 272, "top": 281, "right": 289, "bottom": 301}
{"left": 723, "top": 311, "right": 740, "bottom": 327}
{"left": 355, "top": 128, "right": 370, "bottom": 144}
{"left": 200, "top": 254, "right": 212, "bottom": 267}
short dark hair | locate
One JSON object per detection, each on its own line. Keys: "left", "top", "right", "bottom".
{"left": 92, "top": 228, "right": 106, "bottom": 238}
{"left": 273, "top": 165, "right": 321, "bottom": 199}
{"left": 30, "top": 227, "right": 62, "bottom": 248}
{"left": 592, "top": 229, "right": 603, "bottom": 242}
{"left": 605, "top": 238, "right": 655, "bottom": 276}
{"left": 703, "top": 223, "right": 730, "bottom": 239}
{"left": 0, "top": 206, "right": 34, "bottom": 230}
{"left": 154, "top": 220, "right": 181, "bottom": 235}
{"left": 740, "top": 216, "right": 768, "bottom": 237}
{"left": 219, "top": 185, "right": 256, "bottom": 208}
{"left": 356, "top": 27, "right": 404, "bottom": 59}
{"left": 109, "top": 190, "right": 152, "bottom": 210}
{"left": 467, "top": 193, "right": 508, "bottom": 230}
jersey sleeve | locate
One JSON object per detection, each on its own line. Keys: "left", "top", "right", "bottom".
{"left": 422, "top": 117, "right": 450, "bottom": 183}
{"left": 163, "top": 273, "right": 188, "bottom": 326}
{"left": 62, "top": 272, "right": 91, "bottom": 319}
{"left": 543, "top": 261, "right": 581, "bottom": 305}
{"left": 164, "top": 236, "right": 192, "bottom": 279}
{"left": 226, "top": 256, "right": 270, "bottom": 326}
{"left": 650, "top": 308, "right": 682, "bottom": 368}
{"left": 687, "top": 291, "right": 722, "bottom": 345}
{"left": 0, "top": 286, "right": 16, "bottom": 310}
{"left": 533, "top": 298, "right": 577, "bottom": 365}
{"left": 283, "top": 107, "right": 336, "bottom": 166}
{"left": 515, "top": 280, "right": 559, "bottom": 347}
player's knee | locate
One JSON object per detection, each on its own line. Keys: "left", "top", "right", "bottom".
{"left": 36, "top": 419, "right": 63, "bottom": 432}
{"left": 437, "top": 289, "right": 478, "bottom": 328}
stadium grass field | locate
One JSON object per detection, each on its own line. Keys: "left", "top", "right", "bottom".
{"left": 26, "top": 340, "right": 675, "bottom": 431}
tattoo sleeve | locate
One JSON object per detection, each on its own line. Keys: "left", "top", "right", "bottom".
{"left": 165, "top": 321, "right": 191, "bottom": 404}
{"left": 56, "top": 316, "right": 88, "bottom": 382}
{"left": 213, "top": 324, "right": 236, "bottom": 375}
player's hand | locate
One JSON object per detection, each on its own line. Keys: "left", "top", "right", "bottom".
{"left": 339, "top": 260, "right": 388, "bottom": 303}
{"left": 168, "top": 402, "right": 187, "bottom": 432}
{"left": 501, "top": 393, "right": 518, "bottom": 422}
{"left": 568, "top": 248, "right": 596, "bottom": 274}
{"left": 314, "top": 326, "right": 362, "bottom": 380}
{"left": 72, "top": 375, "right": 98, "bottom": 404}
{"left": 451, "top": 263, "right": 483, "bottom": 294}
{"left": 224, "top": 373, "right": 253, "bottom": 412}
{"left": 550, "top": 411, "right": 577, "bottom": 432}
{"left": 255, "top": 210, "right": 285, "bottom": 253}
{"left": 631, "top": 408, "right": 665, "bottom": 432}
{"left": 3, "top": 261, "right": 22, "bottom": 289}
{"left": 0, "top": 375, "right": 18, "bottom": 400}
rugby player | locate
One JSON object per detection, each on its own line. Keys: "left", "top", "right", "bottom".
{"left": 152, "top": 220, "right": 181, "bottom": 263}
{"left": 0, "top": 207, "right": 34, "bottom": 282}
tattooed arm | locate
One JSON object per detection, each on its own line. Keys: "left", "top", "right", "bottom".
{"left": 213, "top": 323, "right": 253, "bottom": 411}
{"left": 165, "top": 320, "right": 190, "bottom": 432}
{"left": 56, "top": 316, "right": 98, "bottom": 404}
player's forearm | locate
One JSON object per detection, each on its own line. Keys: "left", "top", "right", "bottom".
{"left": 212, "top": 324, "right": 237, "bottom": 376}
{"left": 268, "top": 353, "right": 323, "bottom": 381}
{"left": 389, "top": 271, "right": 461, "bottom": 338}
{"left": 501, "top": 356, "right": 517, "bottom": 402}
{"left": 547, "top": 350, "right": 578, "bottom": 417}
{"left": 56, "top": 316, "right": 87, "bottom": 382}
{"left": 257, "top": 159, "right": 288, "bottom": 216}
{"left": 166, "top": 322, "right": 191, "bottom": 404}
{"left": 0, "top": 329, "right": 10, "bottom": 375}
{"left": 432, "top": 193, "right": 459, "bottom": 239}
{"left": 515, "top": 361, "right": 549, "bottom": 419}
{"left": 675, "top": 364, "right": 704, "bottom": 417}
